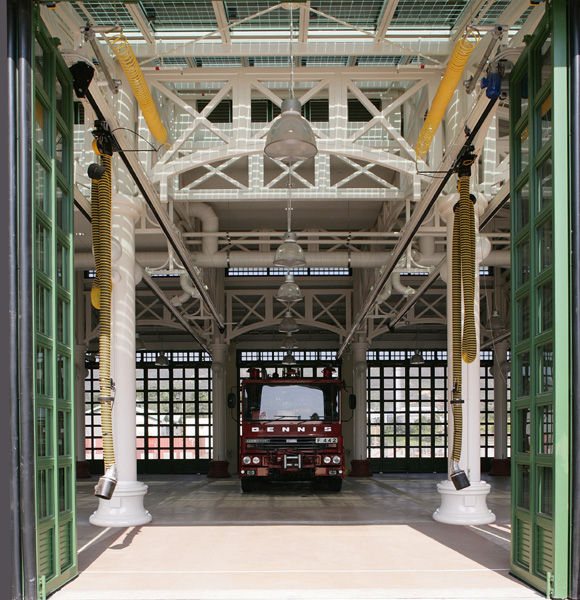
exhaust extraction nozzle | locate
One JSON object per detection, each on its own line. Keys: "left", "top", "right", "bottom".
{"left": 94, "top": 464, "right": 118, "bottom": 499}
{"left": 450, "top": 467, "right": 470, "bottom": 490}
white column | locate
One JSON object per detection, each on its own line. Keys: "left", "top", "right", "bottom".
{"left": 208, "top": 342, "right": 230, "bottom": 477}
{"left": 433, "top": 192, "right": 495, "bottom": 525}
{"left": 493, "top": 340, "right": 510, "bottom": 461}
{"left": 350, "top": 340, "right": 371, "bottom": 476}
{"left": 90, "top": 193, "right": 151, "bottom": 527}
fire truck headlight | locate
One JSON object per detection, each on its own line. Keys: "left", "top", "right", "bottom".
{"left": 323, "top": 456, "right": 331, "bottom": 464}
{"left": 252, "top": 456, "right": 260, "bottom": 465}
{"left": 332, "top": 455, "right": 341, "bottom": 464}
{"left": 242, "top": 456, "right": 251, "bottom": 465}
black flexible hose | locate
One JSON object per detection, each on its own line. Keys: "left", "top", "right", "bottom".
{"left": 569, "top": 0, "right": 580, "bottom": 596}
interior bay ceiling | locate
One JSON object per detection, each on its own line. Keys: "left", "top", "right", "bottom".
{"left": 44, "top": 0, "right": 542, "bottom": 349}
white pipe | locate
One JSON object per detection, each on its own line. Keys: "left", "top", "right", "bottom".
{"left": 75, "top": 249, "right": 511, "bottom": 270}
{"left": 188, "top": 203, "right": 219, "bottom": 255}
{"left": 391, "top": 272, "right": 415, "bottom": 296}
{"left": 170, "top": 273, "right": 200, "bottom": 306}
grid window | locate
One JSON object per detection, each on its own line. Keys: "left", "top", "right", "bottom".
{"left": 85, "top": 353, "right": 213, "bottom": 473}
{"left": 367, "top": 352, "right": 498, "bottom": 473}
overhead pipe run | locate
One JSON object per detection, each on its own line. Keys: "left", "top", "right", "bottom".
{"left": 74, "top": 248, "right": 510, "bottom": 271}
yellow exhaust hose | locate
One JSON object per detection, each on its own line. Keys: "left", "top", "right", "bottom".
{"left": 415, "top": 30, "right": 480, "bottom": 160}
{"left": 108, "top": 33, "right": 168, "bottom": 146}
{"left": 91, "top": 154, "right": 116, "bottom": 479}
{"left": 450, "top": 173, "right": 477, "bottom": 465}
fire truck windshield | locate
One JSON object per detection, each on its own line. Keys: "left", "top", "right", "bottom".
{"left": 243, "top": 382, "right": 340, "bottom": 422}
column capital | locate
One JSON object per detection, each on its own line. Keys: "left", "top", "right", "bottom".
{"left": 112, "top": 193, "right": 143, "bottom": 222}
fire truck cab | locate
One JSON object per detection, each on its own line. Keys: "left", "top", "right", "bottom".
{"left": 236, "top": 367, "right": 351, "bottom": 493}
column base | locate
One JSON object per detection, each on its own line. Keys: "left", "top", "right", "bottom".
{"left": 489, "top": 458, "right": 511, "bottom": 476}
{"left": 433, "top": 479, "right": 495, "bottom": 525}
{"left": 207, "top": 460, "right": 231, "bottom": 478}
{"left": 89, "top": 480, "right": 152, "bottom": 527}
{"left": 349, "top": 459, "right": 373, "bottom": 477}
{"left": 76, "top": 460, "right": 91, "bottom": 479}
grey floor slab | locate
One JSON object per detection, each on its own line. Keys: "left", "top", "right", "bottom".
{"left": 49, "top": 474, "right": 542, "bottom": 600}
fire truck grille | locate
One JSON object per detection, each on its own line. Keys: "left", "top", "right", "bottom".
{"left": 246, "top": 438, "right": 325, "bottom": 451}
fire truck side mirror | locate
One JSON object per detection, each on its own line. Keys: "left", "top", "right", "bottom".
{"left": 349, "top": 394, "right": 357, "bottom": 410}
{"left": 227, "top": 392, "right": 237, "bottom": 409}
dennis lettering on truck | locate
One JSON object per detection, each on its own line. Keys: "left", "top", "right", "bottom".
{"left": 231, "top": 366, "right": 353, "bottom": 493}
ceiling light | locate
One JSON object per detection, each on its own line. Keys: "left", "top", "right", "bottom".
{"left": 264, "top": 98, "right": 317, "bottom": 164}
{"left": 410, "top": 351, "right": 425, "bottom": 366}
{"left": 279, "top": 310, "right": 299, "bottom": 333}
{"left": 280, "top": 334, "right": 298, "bottom": 350}
{"left": 488, "top": 309, "right": 504, "bottom": 331}
{"left": 282, "top": 351, "right": 297, "bottom": 365}
{"left": 274, "top": 232, "right": 306, "bottom": 268}
{"left": 135, "top": 334, "right": 146, "bottom": 350}
{"left": 155, "top": 352, "right": 169, "bottom": 367}
{"left": 275, "top": 272, "right": 303, "bottom": 303}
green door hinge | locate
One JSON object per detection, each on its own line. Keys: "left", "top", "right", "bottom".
{"left": 38, "top": 575, "right": 46, "bottom": 600}
{"left": 546, "top": 571, "right": 554, "bottom": 599}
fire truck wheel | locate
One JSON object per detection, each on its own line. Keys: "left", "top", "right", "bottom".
{"left": 241, "top": 478, "right": 255, "bottom": 493}
{"left": 328, "top": 478, "right": 342, "bottom": 492}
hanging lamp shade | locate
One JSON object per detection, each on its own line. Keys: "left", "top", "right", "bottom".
{"left": 264, "top": 98, "right": 317, "bottom": 164}
{"left": 409, "top": 351, "right": 425, "bottom": 366}
{"left": 279, "top": 310, "right": 299, "bottom": 333}
{"left": 281, "top": 334, "right": 298, "bottom": 350}
{"left": 155, "top": 352, "right": 169, "bottom": 366}
{"left": 282, "top": 351, "right": 297, "bottom": 366}
{"left": 488, "top": 309, "right": 504, "bottom": 331}
{"left": 274, "top": 231, "right": 306, "bottom": 268}
{"left": 276, "top": 272, "right": 303, "bottom": 303}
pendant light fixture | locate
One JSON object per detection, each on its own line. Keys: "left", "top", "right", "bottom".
{"left": 274, "top": 168, "right": 306, "bottom": 268}
{"left": 275, "top": 271, "right": 303, "bottom": 303}
{"left": 280, "top": 333, "right": 298, "bottom": 350}
{"left": 264, "top": 5, "right": 317, "bottom": 164}
{"left": 279, "top": 310, "right": 299, "bottom": 333}
{"left": 409, "top": 330, "right": 424, "bottom": 365}
{"left": 282, "top": 351, "right": 297, "bottom": 366}
{"left": 155, "top": 352, "right": 169, "bottom": 366}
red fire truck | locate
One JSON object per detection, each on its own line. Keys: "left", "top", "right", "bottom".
{"left": 234, "top": 367, "right": 354, "bottom": 493}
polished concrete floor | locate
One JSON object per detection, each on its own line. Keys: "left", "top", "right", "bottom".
{"left": 50, "top": 473, "right": 543, "bottom": 600}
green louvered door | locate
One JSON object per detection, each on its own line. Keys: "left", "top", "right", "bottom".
{"left": 509, "top": 5, "right": 570, "bottom": 597}
{"left": 33, "top": 14, "right": 77, "bottom": 597}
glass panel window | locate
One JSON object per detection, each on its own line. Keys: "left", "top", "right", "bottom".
{"left": 538, "top": 343, "right": 554, "bottom": 393}
{"left": 540, "top": 95, "right": 552, "bottom": 146}
{"left": 57, "top": 354, "right": 70, "bottom": 400}
{"left": 538, "top": 466, "right": 553, "bottom": 516}
{"left": 540, "top": 404, "right": 554, "bottom": 454}
{"left": 37, "top": 468, "right": 54, "bottom": 519}
{"left": 56, "top": 186, "right": 70, "bottom": 233}
{"left": 538, "top": 218, "right": 553, "bottom": 272}
{"left": 37, "top": 406, "right": 51, "bottom": 457}
{"left": 35, "top": 97, "right": 47, "bottom": 148}
{"left": 516, "top": 181, "right": 530, "bottom": 232}
{"left": 58, "top": 410, "right": 70, "bottom": 456}
{"left": 516, "top": 241, "right": 530, "bottom": 287}
{"left": 517, "top": 464, "right": 531, "bottom": 510}
{"left": 58, "top": 467, "right": 71, "bottom": 512}
{"left": 36, "top": 283, "right": 51, "bottom": 336}
{"left": 56, "top": 241, "right": 68, "bottom": 288}
{"left": 34, "top": 160, "right": 50, "bottom": 214}
{"left": 538, "top": 281, "right": 553, "bottom": 332}
{"left": 515, "top": 72, "right": 529, "bottom": 121}
{"left": 539, "top": 36, "right": 552, "bottom": 88}
{"left": 538, "top": 157, "right": 553, "bottom": 211}
{"left": 517, "top": 294, "right": 530, "bottom": 342}
{"left": 520, "top": 127, "right": 530, "bottom": 172}
{"left": 517, "top": 352, "right": 531, "bottom": 397}
{"left": 518, "top": 407, "right": 531, "bottom": 453}
{"left": 35, "top": 221, "right": 51, "bottom": 276}
{"left": 56, "top": 297, "right": 69, "bottom": 345}
{"left": 36, "top": 345, "right": 51, "bottom": 396}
